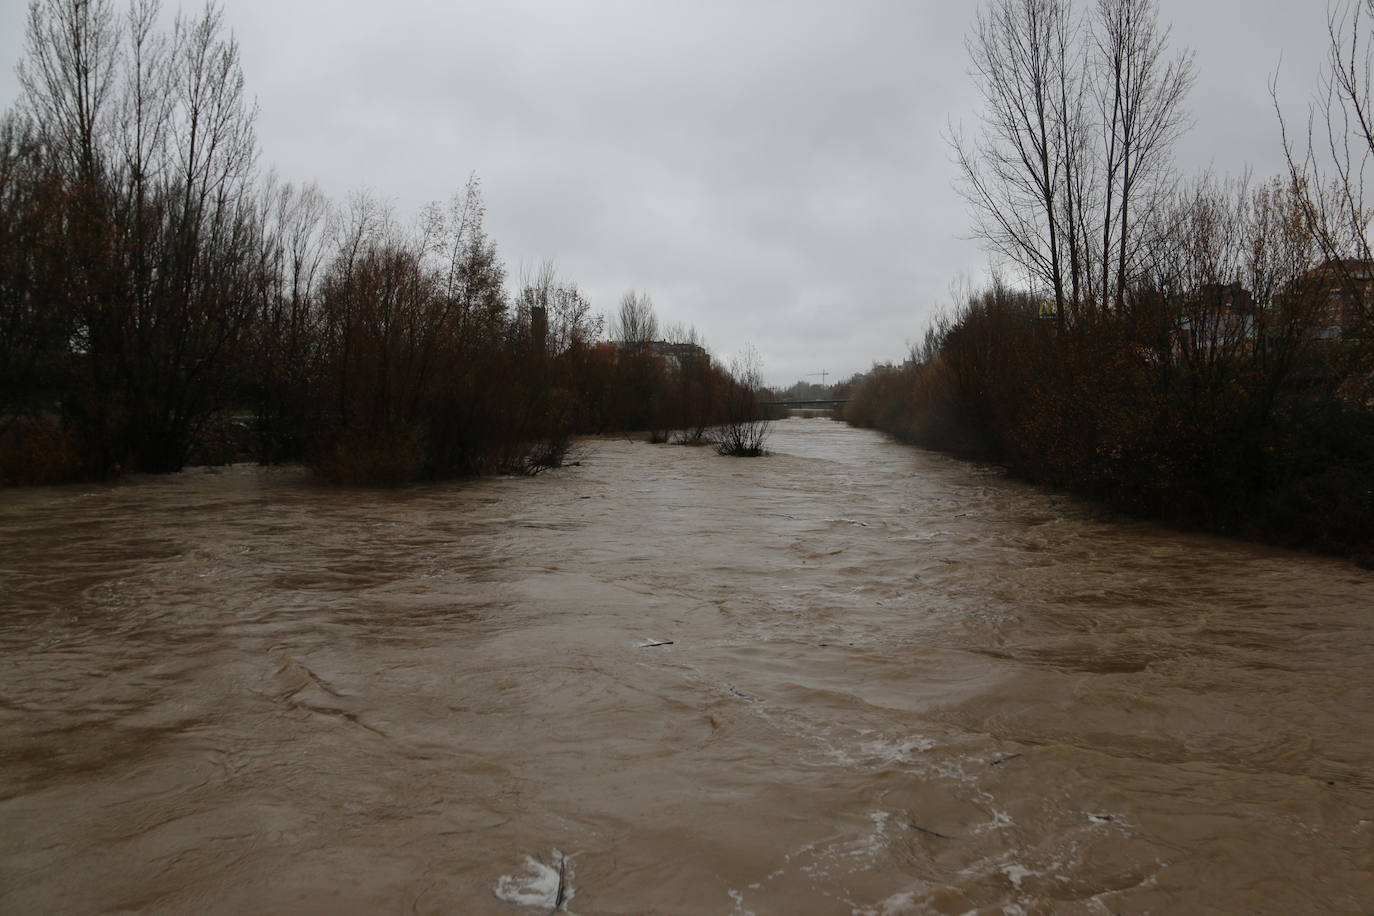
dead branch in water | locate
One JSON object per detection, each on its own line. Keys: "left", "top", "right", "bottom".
{"left": 552, "top": 851, "right": 568, "bottom": 913}
{"left": 905, "top": 822, "right": 956, "bottom": 840}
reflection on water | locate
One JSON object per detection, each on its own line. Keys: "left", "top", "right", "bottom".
{"left": 1, "top": 420, "right": 1371, "bottom": 914}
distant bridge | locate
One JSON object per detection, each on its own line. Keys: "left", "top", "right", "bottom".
{"left": 759, "top": 398, "right": 849, "bottom": 410}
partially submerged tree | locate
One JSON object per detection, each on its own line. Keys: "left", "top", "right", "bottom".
{"left": 0, "top": 0, "right": 752, "bottom": 485}
{"left": 610, "top": 291, "right": 664, "bottom": 436}
{"left": 661, "top": 323, "right": 719, "bottom": 444}
{"left": 10, "top": 0, "right": 264, "bottom": 474}
{"left": 716, "top": 344, "right": 769, "bottom": 457}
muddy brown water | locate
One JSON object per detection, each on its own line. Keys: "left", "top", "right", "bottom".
{"left": 1, "top": 419, "right": 1372, "bottom": 915}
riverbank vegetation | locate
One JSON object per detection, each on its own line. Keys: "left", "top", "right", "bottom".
{"left": 0, "top": 0, "right": 769, "bottom": 486}
{"left": 847, "top": 0, "right": 1374, "bottom": 560}
{"left": 715, "top": 346, "right": 771, "bottom": 456}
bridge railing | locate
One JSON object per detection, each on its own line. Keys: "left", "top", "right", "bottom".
{"left": 759, "top": 398, "right": 850, "bottom": 409}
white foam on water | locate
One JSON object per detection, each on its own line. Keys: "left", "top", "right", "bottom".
{"left": 972, "top": 803, "right": 1016, "bottom": 833}
{"left": 1002, "top": 864, "right": 1035, "bottom": 889}
{"left": 854, "top": 735, "right": 939, "bottom": 764}
{"left": 818, "top": 730, "right": 943, "bottom": 772}
{"left": 726, "top": 887, "right": 757, "bottom": 915}
{"left": 1085, "top": 811, "right": 1128, "bottom": 827}
{"left": 852, "top": 890, "right": 920, "bottom": 915}
{"left": 493, "top": 849, "right": 575, "bottom": 911}
{"left": 858, "top": 810, "right": 894, "bottom": 857}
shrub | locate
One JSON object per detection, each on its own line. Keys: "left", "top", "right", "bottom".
{"left": 715, "top": 346, "right": 770, "bottom": 457}
{"left": 0, "top": 417, "right": 85, "bottom": 486}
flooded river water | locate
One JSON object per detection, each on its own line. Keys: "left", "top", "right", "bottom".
{"left": 2, "top": 419, "right": 1372, "bottom": 914}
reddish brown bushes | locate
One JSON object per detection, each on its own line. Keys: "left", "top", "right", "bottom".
{"left": 0, "top": 3, "right": 743, "bottom": 487}
{"left": 847, "top": 272, "right": 1374, "bottom": 555}
{"left": 0, "top": 418, "right": 83, "bottom": 486}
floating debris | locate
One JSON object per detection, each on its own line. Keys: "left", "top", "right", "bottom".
{"left": 903, "top": 822, "right": 956, "bottom": 840}
{"left": 493, "top": 849, "right": 574, "bottom": 913}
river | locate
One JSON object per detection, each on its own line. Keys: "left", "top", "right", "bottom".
{"left": 1, "top": 419, "right": 1371, "bottom": 914}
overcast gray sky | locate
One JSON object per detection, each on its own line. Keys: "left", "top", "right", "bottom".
{"left": 0, "top": 0, "right": 1331, "bottom": 386}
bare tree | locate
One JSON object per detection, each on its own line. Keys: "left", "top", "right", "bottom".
{"left": 662, "top": 322, "right": 718, "bottom": 444}
{"left": 120, "top": 1, "right": 261, "bottom": 470}
{"left": 247, "top": 175, "right": 331, "bottom": 461}
{"left": 611, "top": 290, "right": 658, "bottom": 352}
{"left": 1276, "top": 0, "right": 1374, "bottom": 344}
{"left": 19, "top": 0, "right": 120, "bottom": 187}
{"left": 1093, "top": 0, "right": 1194, "bottom": 312}
{"left": 716, "top": 344, "right": 769, "bottom": 457}
{"left": 955, "top": 0, "right": 1192, "bottom": 318}
{"left": 16, "top": 0, "right": 267, "bottom": 471}
{"left": 513, "top": 260, "right": 599, "bottom": 357}
{"left": 0, "top": 113, "right": 66, "bottom": 430}
{"left": 609, "top": 290, "right": 663, "bottom": 435}
{"left": 115, "top": 0, "right": 172, "bottom": 213}
{"left": 955, "top": 0, "right": 1080, "bottom": 319}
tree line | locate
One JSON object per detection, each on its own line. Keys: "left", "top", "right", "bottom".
{"left": 848, "top": 0, "right": 1374, "bottom": 560}
{"left": 0, "top": 0, "right": 767, "bottom": 485}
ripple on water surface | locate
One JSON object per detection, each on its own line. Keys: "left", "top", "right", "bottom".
{"left": 1, "top": 421, "right": 1372, "bottom": 914}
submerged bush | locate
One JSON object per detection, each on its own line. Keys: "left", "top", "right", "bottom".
{"left": 715, "top": 346, "right": 770, "bottom": 457}
{"left": 0, "top": 3, "right": 738, "bottom": 488}
{"left": 0, "top": 418, "right": 83, "bottom": 486}
{"left": 848, "top": 276, "right": 1374, "bottom": 558}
